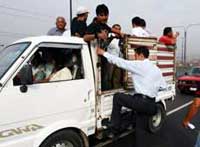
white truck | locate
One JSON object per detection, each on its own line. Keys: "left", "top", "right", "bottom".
{"left": 0, "top": 36, "right": 175, "bottom": 147}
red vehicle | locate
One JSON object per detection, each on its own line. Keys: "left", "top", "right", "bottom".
{"left": 177, "top": 66, "right": 200, "bottom": 94}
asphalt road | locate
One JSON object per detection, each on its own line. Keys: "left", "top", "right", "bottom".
{"left": 92, "top": 91, "right": 199, "bottom": 147}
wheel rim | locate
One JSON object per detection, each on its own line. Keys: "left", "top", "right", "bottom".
{"left": 152, "top": 108, "right": 162, "bottom": 127}
{"left": 52, "top": 141, "right": 74, "bottom": 147}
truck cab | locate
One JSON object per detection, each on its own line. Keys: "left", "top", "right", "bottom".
{"left": 0, "top": 35, "right": 176, "bottom": 147}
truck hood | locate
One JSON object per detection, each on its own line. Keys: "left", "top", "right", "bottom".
{"left": 178, "top": 75, "right": 200, "bottom": 81}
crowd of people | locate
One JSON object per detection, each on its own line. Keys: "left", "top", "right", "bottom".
{"left": 46, "top": 4, "right": 179, "bottom": 46}
{"left": 44, "top": 3, "right": 200, "bottom": 147}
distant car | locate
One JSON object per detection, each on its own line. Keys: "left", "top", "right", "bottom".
{"left": 177, "top": 66, "right": 200, "bottom": 94}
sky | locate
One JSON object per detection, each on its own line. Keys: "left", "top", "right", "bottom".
{"left": 0, "top": 0, "right": 199, "bottom": 61}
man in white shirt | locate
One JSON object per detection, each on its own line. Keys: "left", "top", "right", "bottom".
{"left": 131, "top": 17, "right": 150, "bottom": 37}
{"left": 107, "top": 24, "right": 123, "bottom": 88}
{"left": 97, "top": 46, "right": 167, "bottom": 146}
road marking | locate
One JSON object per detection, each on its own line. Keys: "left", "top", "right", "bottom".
{"left": 166, "top": 100, "right": 193, "bottom": 116}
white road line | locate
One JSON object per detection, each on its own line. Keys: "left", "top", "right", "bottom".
{"left": 167, "top": 100, "right": 193, "bottom": 116}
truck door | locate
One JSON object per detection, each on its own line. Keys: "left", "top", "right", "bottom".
{"left": 0, "top": 43, "right": 95, "bottom": 131}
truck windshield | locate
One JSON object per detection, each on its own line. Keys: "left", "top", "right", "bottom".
{"left": 0, "top": 42, "right": 31, "bottom": 80}
{"left": 191, "top": 67, "right": 200, "bottom": 75}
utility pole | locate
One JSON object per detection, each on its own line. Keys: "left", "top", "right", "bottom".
{"left": 183, "top": 30, "right": 187, "bottom": 65}
{"left": 171, "top": 26, "right": 186, "bottom": 64}
{"left": 69, "top": 0, "right": 72, "bottom": 28}
{"left": 184, "top": 23, "right": 200, "bottom": 65}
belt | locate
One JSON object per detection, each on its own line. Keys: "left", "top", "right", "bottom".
{"left": 136, "top": 94, "right": 155, "bottom": 102}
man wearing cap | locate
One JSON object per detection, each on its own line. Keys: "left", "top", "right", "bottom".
{"left": 47, "top": 16, "right": 68, "bottom": 36}
{"left": 71, "top": 6, "right": 89, "bottom": 37}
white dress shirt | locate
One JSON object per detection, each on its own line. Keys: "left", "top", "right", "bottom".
{"left": 131, "top": 27, "right": 150, "bottom": 37}
{"left": 107, "top": 38, "right": 122, "bottom": 57}
{"left": 103, "top": 52, "right": 167, "bottom": 98}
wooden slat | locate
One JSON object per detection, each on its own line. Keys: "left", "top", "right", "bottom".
{"left": 130, "top": 44, "right": 155, "bottom": 50}
{"left": 157, "top": 64, "right": 174, "bottom": 68}
{"left": 162, "top": 72, "right": 174, "bottom": 77}
{"left": 157, "top": 56, "right": 175, "bottom": 60}
{"left": 157, "top": 47, "right": 175, "bottom": 52}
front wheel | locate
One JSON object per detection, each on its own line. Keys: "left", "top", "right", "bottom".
{"left": 148, "top": 103, "right": 166, "bottom": 133}
{"left": 39, "top": 130, "right": 84, "bottom": 147}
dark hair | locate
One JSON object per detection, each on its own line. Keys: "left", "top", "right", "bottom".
{"left": 134, "top": 46, "right": 149, "bottom": 58}
{"left": 77, "top": 13, "right": 85, "bottom": 17}
{"left": 163, "top": 27, "right": 172, "bottom": 36}
{"left": 132, "top": 16, "right": 141, "bottom": 26}
{"left": 140, "top": 19, "right": 146, "bottom": 28}
{"left": 112, "top": 24, "right": 121, "bottom": 29}
{"left": 96, "top": 4, "right": 109, "bottom": 16}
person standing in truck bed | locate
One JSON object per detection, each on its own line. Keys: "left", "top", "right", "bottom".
{"left": 47, "top": 17, "right": 69, "bottom": 36}
{"left": 84, "top": 4, "right": 123, "bottom": 91}
{"left": 131, "top": 16, "right": 150, "bottom": 37}
{"left": 159, "top": 27, "right": 179, "bottom": 45}
{"left": 71, "top": 6, "right": 89, "bottom": 37}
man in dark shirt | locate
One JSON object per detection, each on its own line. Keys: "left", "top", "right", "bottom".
{"left": 84, "top": 4, "right": 121, "bottom": 43}
{"left": 71, "top": 6, "right": 89, "bottom": 37}
{"left": 84, "top": 4, "right": 123, "bottom": 91}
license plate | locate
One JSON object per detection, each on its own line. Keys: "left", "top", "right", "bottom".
{"left": 190, "top": 87, "right": 197, "bottom": 91}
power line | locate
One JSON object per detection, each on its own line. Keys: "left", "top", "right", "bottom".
{"left": 0, "top": 34, "right": 21, "bottom": 38}
{"left": 0, "top": 11, "right": 53, "bottom": 23}
{"left": 0, "top": 4, "right": 55, "bottom": 19}
{"left": 0, "top": 30, "right": 34, "bottom": 36}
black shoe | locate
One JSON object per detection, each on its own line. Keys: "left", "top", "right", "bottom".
{"left": 107, "top": 131, "right": 115, "bottom": 139}
{"left": 102, "top": 118, "right": 111, "bottom": 128}
{"left": 107, "top": 127, "right": 121, "bottom": 139}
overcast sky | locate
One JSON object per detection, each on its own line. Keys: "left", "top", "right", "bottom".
{"left": 0, "top": 0, "right": 199, "bottom": 61}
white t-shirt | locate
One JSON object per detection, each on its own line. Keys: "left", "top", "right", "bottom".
{"left": 107, "top": 38, "right": 122, "bottom": 57}
{"left": 50, "top": 67, "right": 72, "bottom": 81}
{"left": 62, "top": 30, "right": 71, "bottom": 36}
{"left": 131, "top": 27, "right": 150, "bottom": 37}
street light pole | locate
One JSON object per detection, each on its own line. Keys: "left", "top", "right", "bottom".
{"left": 184, "top": 23, "right": 200, "bottom": 64}
{"left": 171, "top": 26, "right": 186, "bottom": 64}
{"left": 69, "top": 0, "right": 72, "bottom": 28}
{"left": 183, "top": 30, "right": 187, "bottom": 64}
{"left": 172, "top": 24, "right": 200, "bottom": 65}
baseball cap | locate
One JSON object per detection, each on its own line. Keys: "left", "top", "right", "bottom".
{"left": 76, "top": 6, "right": 89, "bottom": 15}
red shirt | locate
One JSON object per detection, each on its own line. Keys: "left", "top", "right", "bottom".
{"left": 159, "top": 36, "right": 176, "bottom": 45}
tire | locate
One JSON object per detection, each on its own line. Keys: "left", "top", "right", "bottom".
{"left": 148, "top": 103, "right": 166, "bottom": 133}
{"left": 39, "top": 130, "right": 84, "bottom": 147}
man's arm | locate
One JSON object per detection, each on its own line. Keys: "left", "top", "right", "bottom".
{"left": 84, "top": 34, "right": 96, "bottom": 42}
{"left": 84, "top": 31, "right": 108, "bottom": 42}
{"left": 97, "top": 47, "right": 138, "bottom": 72}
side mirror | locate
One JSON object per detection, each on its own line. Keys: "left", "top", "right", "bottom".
{"left": 19, "top": 64, "right": 33, "bottom": 93}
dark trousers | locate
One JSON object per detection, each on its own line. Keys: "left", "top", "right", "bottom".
{"left": 111, "top": 93, "right": 157, "bottom": 147}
